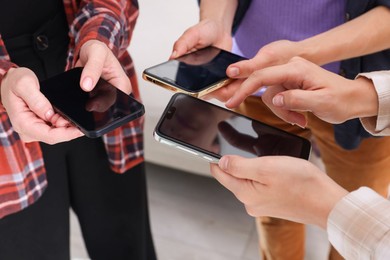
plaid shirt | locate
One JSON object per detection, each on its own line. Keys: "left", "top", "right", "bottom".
{"left": 0, "top": 0, "right": 143, "bottom": 218}
{"left": 328, "top": 187, "right": 390, "bottom": 259}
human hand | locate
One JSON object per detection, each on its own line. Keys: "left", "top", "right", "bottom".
{"left": 204, "top": 40, "right": 299, "bottom": 102}
{"left": 0, "top": 67, "right": 83, "bottom": 144}
{"left": 76, "top": 39, "right": 131, "bottom": 94}
{"left": 227, "top": 40, "right": 300, "bottom": 78}
{"left": 170, "top": 19, "right": 233, "bottom": 59}
{"left": 210, "top": 155, "right": 348, "bottom": 229}
{"left": 225, "top": 57, "right": 378, "bottom": 127}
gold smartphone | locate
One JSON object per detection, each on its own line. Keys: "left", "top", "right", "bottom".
{"left": 142, "top": 46, "right": 247, "bottom": 97}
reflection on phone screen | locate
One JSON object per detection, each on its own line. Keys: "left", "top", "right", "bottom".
{"left": 40, "top": 67, "right": 144, "bottom": 137}
{"left": 157, "top": 94, "right": 311, "bottom": 159}
{"left": 145, "top": 46, "right": 247, "bottom": 92}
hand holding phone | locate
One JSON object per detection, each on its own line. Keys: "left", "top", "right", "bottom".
{"left": 40, "top": 67, "right": 145, "bottom": 138}
{"left": 143, "top": 46, "right": 247, "bottom": 97}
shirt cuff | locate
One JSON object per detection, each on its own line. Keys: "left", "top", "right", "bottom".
{"left": 327, "top": 187, "right": 390, "bottom": 259}
{"left": 357, "top": 71, "right": 390, "bottom": 136}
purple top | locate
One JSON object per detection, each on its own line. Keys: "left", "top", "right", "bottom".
{"left": 232, "top": 0, "right": 346, "bottom": 73}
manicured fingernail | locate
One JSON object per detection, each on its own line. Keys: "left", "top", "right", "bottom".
{"left": 272, "top": 95, "right": 284, "bottom": 106}
{"left": 228, "top": 67, "right": 239, "bottom": 77}
{"left": 219, "top": 156, "right": 229, "bottom": 171}
{"left": 45, "top": 109, "right": 54, "bottom": 120}
{"left": 171, "top": 50, "right": 177, "bottom": 59}
{"left": 82, "top": 77, "right": 93, "bottom": 91}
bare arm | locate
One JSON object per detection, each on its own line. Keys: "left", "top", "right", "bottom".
{"left": 297, "top": 6, "right": 390, "bottom": 65}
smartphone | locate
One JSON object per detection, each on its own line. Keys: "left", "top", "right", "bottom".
{"left": 40, "top": 67, "right": 145, "bottom": 138}
{"left": 154, "top": 93, "right": 311, "bottom": 163}
{"left": 142, "top": 46, "right": 247, "bottom": 97}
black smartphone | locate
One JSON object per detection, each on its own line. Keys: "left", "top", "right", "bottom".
{"left": 40, "top": 67, "right": 145, "bottom": 138}
{"left": 142, "top": 46, "right": 247, "bottom": 97}
{"left": 154, "top": 93, "right": 311, "bottom": 163}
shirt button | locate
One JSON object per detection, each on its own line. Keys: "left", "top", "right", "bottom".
{"left": 36, "top": 35, "right": 49, "bottom": 51}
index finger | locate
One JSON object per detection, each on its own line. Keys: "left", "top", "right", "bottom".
{"left": 225, "top": 61, "right": 305, "bottom": 108}
{"left": 171, "top": 27, "right": 209, "bottom": 59}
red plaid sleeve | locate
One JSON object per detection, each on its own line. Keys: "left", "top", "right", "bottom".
{"left": 0, "top": 38, "right": 47, "bottom": 218}
{"left": 65, "top": 0, "right": 144, "bottom": 173}
{"left": 0, "top": 0, "right": 142, "bottom": 218}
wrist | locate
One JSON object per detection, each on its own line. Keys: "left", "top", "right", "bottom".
{"left": 200, "top": 0, "right": 237, "bottom": 34}
{"left": 0, "top": 67, "right": 16, "bottom": 105}
{"left": 294, "top": 39, "right": 329, "bottom": 66}
{"left": 314, "top": 174, "right": 349, "bottom": 229}
{"left": 350, "top": 77, "right": 378, "bottom": 119}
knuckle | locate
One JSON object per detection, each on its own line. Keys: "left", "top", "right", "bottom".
{"left": 226, "top": 157, "right": 240, "bottom": 173}
{"left": 15, "top": 75, "right": 36, "bottom": 92}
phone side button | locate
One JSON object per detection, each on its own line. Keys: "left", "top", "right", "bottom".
{"left": 176, "top": 146, "right": 198, "bottom": 156}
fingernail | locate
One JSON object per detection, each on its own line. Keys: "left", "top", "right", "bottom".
{"left": 227, "top": 67, "right": 239, "bottom": 77}
{"left": 226, "top": 97, "right": 233, "bottom": 107}
{"left": 272, "top": 95, "right": 284, "bottom": 106}
{"left": 219, "top": 156, "right": 229, "bottom": 171}
{"left": 82, "top": 77, "right": 93, "bottom": 91}
{"left": 45, "top": 109, "right": 54, "bottom": 120}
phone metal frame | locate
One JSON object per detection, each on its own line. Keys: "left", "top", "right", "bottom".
{"left": 153, "top": 131, "right": 221, "bottom": 163}
{"left": 142, "top": 73, "right": 232, "bottom": 98}
{"left": 153, "top": 93, "right": 312, "bottom": 164}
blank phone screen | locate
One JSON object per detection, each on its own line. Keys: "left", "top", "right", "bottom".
{"left": 144, "top": 46, "right": 247, "bottom": 92}
{"left": 156, "top": 94, "right": 311, "bottom": 160}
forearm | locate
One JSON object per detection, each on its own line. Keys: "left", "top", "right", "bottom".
{"left": 296, "top": 6, "right": 390, "bottom": 66}
{"left": 199, "top": 0, "right": 237, "bottom": 34}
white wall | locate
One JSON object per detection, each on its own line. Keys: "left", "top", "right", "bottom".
{"left": 129, "top": 0, "right": 212, "bottom": 175}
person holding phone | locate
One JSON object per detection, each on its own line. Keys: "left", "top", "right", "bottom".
{"left": 210, "top": 57, "right": 390, "bottom": 259}
{"left": 0, "top": 1, "right": 156, "bottom": 259}
{"left": 172, "top": 1, "right": 390, "bottom": 258}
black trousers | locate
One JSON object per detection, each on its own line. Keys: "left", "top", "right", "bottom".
{"left": 0, "top": 138, "right": 156, "bottom": 260}
{"left": 0, "top": 11, "right": 156, "bottom": 260}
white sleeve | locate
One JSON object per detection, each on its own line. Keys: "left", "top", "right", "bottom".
{"left": 358, "top": 71, "right": 390, "bottom": 136}
{"left": 327, "top": 187, "right": 390, "bottom": 259}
